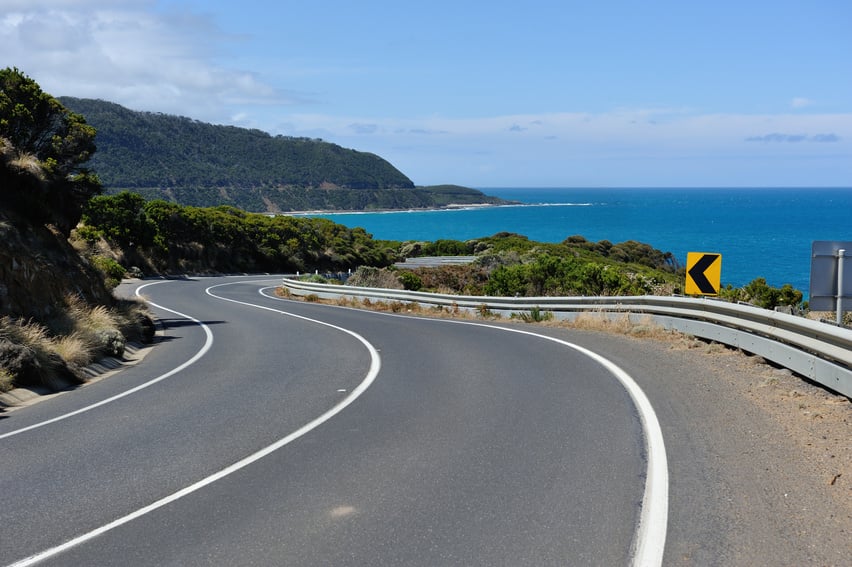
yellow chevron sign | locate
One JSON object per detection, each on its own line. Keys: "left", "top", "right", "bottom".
{"left": 685, "top": 252, "right": 722, "bottom": 295}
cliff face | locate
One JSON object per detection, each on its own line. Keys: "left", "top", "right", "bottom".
{"left": 0, "top": 208, "right": 112, "bottom": 322}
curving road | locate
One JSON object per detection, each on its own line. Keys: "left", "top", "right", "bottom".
{"left": 2, "top": 276, "right": 840, "bottom": 566}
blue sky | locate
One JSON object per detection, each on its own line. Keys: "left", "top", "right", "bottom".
{"left": 2, "top": 0, "right": 851, "bottom": 187}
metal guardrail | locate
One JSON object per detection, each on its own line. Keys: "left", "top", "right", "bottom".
{"left": 280, "top": 278, "right": 852, "bottom": 399}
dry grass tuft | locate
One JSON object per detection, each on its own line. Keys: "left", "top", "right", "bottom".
{"left": 0, "top": 294, "right": 153, "bottom": 391}
{"left": 53, "top": 333, "right": 96, "bottom": 367}
{"left": 0, "top": 316, "right": 67, "bottom": 388}
{"left": 9, "top": 153, "right": 46, "bottom": 181}
{"left": 1, "top": 315, "right": 51, "bottom": 349}
{"left": 84, "top": 305, "right": 120, "bottom": 333}
{"left": 566, "top": 311, "right": 674, "bottom": 339}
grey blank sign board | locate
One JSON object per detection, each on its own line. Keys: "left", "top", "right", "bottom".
{"left": 809, "top": 241, "right": 852, "bottom": 311}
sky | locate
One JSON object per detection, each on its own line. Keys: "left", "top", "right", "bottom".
{"left": 2, "top": 0, "right": 851, "bottom": 188}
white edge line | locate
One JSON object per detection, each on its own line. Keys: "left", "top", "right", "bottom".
{"left": 258, "top": 286, "right": 668, "bottom": 567}
{"left": 8, "top": 280, "right": 381, "bottom": 567}
{"left": 0, "top": 281, "right": 213, "bottom": 440}
{"left": 432, "top": 321, "right": 669, "bottom": 567}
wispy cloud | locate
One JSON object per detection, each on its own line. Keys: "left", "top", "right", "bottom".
{"left": 348, "top": 123, "right": 379, "bottom": 135}
{"left": 745, "top": 132, "right": 841, "bottom": 143}
{"left": 811, "top": 133, "right": 841, "bottom": 143}
{"left": 791, "top": 97, "right": 813, "bottom": 109}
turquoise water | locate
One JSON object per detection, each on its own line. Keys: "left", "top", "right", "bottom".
{"left": 304, "top": 187, "right": 852, "bottom": 293}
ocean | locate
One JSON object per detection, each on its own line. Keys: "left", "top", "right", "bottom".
{"left": 303, "top": 187, "right": 852, "bottom": 294}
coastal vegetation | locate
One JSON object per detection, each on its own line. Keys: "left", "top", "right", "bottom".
{"left": 79, "top": 191, "right": 397, "bottom": 274}
{"left": 373, "top": 232, "right": 682, "bottom": 297}
{"left": 310, "top": 232, "right": 804, "bottom": 311}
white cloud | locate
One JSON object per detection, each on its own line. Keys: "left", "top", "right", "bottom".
{"left": 266, "top": 108, "right": 852, "bottom": 186}
{"left": 791, "top": 97, "right": 813, "bottom": 109}
{"left": 0, "top": 0, "right": 294, "bottom": 122}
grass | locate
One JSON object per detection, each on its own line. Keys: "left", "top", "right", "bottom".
{"left": 0, "top": 295, "right": 153, "bottom": 391}
{"left": 52, "top": 333, "right": 97, "bottom": 367}
{"left": 511, "top": 306, "right": 554, "bottom": 323}
{"left": 0, "top": 316, "right": 69, "bottom": 389}
{"left": 0, "top": 368, "right": 13, "bottom": 392}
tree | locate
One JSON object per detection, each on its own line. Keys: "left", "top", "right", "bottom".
{"left": 0, "top": 67, "right": 101, "bottom": 233}
{"left": 82, "top": 191, "right": 156, "bottom": 248}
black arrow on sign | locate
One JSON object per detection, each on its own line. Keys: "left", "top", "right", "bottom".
{"left": 688, "top": 254, "right": 720, "bottom": 294}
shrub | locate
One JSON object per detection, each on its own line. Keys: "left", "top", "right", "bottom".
{"left": 719, "top": 278, "right": 804, "bottom": 309}
{"left": 512, "top": 306, "right": 554, "bottom": 323}
{"left": 398, "top": 271, "right": 423, "bottom": 291}
{"left": 90, "top": 255, "right": 126, "bottom": 289}
{"left": 0, "top": 367, "right": 13, "bottom": 392}
{"left": 0, "top": 68, "right": 101, "bottom": 235}
{"left": 346, "top": 266, "right": 403, "bottom": 289}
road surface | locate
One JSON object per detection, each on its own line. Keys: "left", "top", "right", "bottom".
{"left": 2, "top": 275, "right": 847, "bottom": 565}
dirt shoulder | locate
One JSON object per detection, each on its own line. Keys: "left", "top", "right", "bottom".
{"left": 671, "top": 335, "right": 850, "bottom": 505}
{"left": 630, "top": 330, "right": 851, "bottom": 565}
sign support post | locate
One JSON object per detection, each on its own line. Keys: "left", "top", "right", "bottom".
{"left": 838, "top": 249, "right": 846, "bottom": 325}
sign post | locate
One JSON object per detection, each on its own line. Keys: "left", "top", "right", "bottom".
{"left": 837, "top": 249, "right": 845, "bottom": 325}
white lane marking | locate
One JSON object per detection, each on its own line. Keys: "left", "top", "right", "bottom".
{"left": 8, "top": 282, "right": 381, "bottom": 567}
{"left": 258, "top": 286, "right": 668, "bottom": 567}
{"left": 0, "top": 281, "right": 213, "bottom": 440}
{"left": 471, "top": 323, "right": 668, "bottom": 567}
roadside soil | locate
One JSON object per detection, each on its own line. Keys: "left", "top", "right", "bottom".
{"left": 654, "top": 332, "right": 851, "bottom": 565}
{"left": 667, "top": 333, "right": 850, "bottom": 505}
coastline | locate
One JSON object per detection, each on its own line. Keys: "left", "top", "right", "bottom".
{"left": 279, "top": 201, "right": 520, "bottom": 217}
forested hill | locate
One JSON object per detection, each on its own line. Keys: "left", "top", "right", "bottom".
{"left": 59, "top": 97, "right": 506, "bottom": 212}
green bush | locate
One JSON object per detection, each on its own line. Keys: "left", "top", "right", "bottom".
{"left": 398, "top": 271, "right": 423, "bottom": 291}
{"left": 718, "top": 277, "right": 803, "bottom": 309}
{"left": 80, "top": 192, "right": 397, "bottom": 274}
{"left": 90, "top": 255, "right": 126, "bottom": 289}
{"left": 512, "top": 306, "right": 554, "bottom": 323}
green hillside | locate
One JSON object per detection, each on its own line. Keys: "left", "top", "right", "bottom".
{"left": 59, "top": 97, "right": 507, "bottom": 212}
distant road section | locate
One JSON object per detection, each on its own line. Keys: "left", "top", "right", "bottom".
{"left": 394, "top": 255, "right": 477, "bottom": 268}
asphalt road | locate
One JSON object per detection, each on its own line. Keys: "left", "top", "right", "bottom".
{"left": 2, "top": 275, "right": 841, "bottom": 566}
